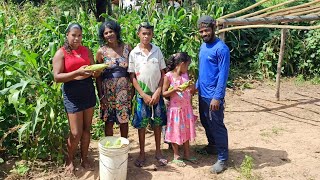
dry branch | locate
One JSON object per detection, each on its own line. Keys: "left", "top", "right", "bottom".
{"left": 216, "top": 24, "right": 320, "bottom": 34}
{"left": 257, "top": 0, "right": 320, "bottom": 17}
{"left": 0, "top": 125, "right": 22, "bottom": 150}
{"left": 239, "top": 0, "right": 297, "bottom": 18}
{"left": 217, "top": 14, "right": 320, "bottom": 26}
{"left": 218, "top": 0, "right": 271, "bottom": 19}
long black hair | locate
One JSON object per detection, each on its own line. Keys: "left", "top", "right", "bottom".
{"left": 166, "top": 52, "right": 191, "bottom": 72}
{"left": 98, "top": 20, "right": 122, "bottom": 45}
{"left": 63, "top": 23, "right": 82, "bottom": 53}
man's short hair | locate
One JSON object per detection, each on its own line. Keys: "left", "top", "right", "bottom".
{"left": 197, "top": 15, "right": 216, "bottom": 29}
{"left": 138, "top": 22, "right": 154, "bottom": 32}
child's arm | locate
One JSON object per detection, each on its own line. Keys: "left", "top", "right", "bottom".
{"left": 150, "top": 69, "right": 165, "bottom": 105}
{"left": 130, "top": 72, "right": 152, "bottom": 105}
{"left": 162, "top": 75, "right": 182, "bottom": 98}
{"left": 189, "top": 83, "right": 197, "bottom": 95}
{"left": 95, "top": 49, "right": 103, "bottom": 101}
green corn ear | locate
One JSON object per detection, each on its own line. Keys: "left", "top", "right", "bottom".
{"left": 85, "top": 64, "right": 108, "bottom": 71}
{"left": 179, "top": 80, "right": 190, "bottom": 91}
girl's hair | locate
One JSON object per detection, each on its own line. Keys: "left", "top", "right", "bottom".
{"left": 63, "top": 23, "right": 82, "bottom": 53}
{"left": 98, "top": 20, "right": 122, "bottom": 45}
{"left": 166, "top": 52, "right": 191, "bottom": 72}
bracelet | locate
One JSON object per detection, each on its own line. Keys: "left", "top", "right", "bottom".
{"left": 99, "top": 95, "right": 105, "bottom": 101}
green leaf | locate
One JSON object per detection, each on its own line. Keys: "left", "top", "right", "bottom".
{"left": 50, "top": 107, "right": 55, "bottom": 121}
{"left": 22, "top": 48, "right": 38, "bottom": 69}
{"left": 8, "top": 90, "right": 19, "bottom": 106}
{"left": 0, "top": 158, "right": 4, "bottom": 164}
{"left": 18, "top": 121, "right": 31, "bottom": 143}
{"left": 31, "top": 96, "right": 47, "bottom": 135}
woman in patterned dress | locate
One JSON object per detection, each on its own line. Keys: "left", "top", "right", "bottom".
{"left": 96, "top": 20, "right": 132, "bottom": 138}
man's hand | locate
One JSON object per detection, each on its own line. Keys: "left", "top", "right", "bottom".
{"left": 210, "top": 99, "right": 220, "bottom": 111}
{"left": 150, "top": 89, "right": 161, "bottom": 105}
{"left": 142, "top": 93, "right": 152, "bottom": 105}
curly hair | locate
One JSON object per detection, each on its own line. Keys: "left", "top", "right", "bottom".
{"left": 166, "top": 52, "right": 191, "bottom": 72}
{"left": 63, "top": 23, "right": 82, "bottom": 53}
{"left": 98, "top": 20, "right": 122, "bottom": 45}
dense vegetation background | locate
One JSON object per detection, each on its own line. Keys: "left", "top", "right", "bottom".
{"left": 0, "top": 0, "right": 319, "bottom": 165}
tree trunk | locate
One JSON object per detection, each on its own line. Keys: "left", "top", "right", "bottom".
{"left": 96, "top": 0, "right": 107, "bottom": 22}
{"left": 107, "top": 0, "right": 112, "bottom": 16}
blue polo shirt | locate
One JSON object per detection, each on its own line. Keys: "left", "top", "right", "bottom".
{"left": 196, "top": 38, "right": 230, "bottom": 100}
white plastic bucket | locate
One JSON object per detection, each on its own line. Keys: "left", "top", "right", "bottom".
{"left": 98, "top": 136, "right": 130, "bottom": 180}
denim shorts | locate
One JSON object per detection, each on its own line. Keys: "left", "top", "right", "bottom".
{"left": 62, "top": 77, "right": 96, "bottom": 113}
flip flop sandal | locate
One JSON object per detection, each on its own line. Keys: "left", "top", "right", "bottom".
{"left": 171, "top": 159, "right": 186, "bottom": 167}
{"left": 184, "top": 157, "right": 199, "bottom": 164}
{"left": 155, "top": 156, "right": 168, "bottom": 166}
{"left": 134, "top": 159, "right": 145, "bottom": 168}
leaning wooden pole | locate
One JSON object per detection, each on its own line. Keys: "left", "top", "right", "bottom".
{"left": 218, "top": 23, "right": 226, "bottom": 42}
{"left": 276, "top": 28, "right": 287, "bottom": 101}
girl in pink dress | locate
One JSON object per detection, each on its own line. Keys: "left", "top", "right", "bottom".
{"left": 162, "top": 52, "right": 197, "bottom": 167}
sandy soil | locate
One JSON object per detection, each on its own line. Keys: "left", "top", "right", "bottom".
{"left": 2, "top": 79, "right": 320, "bottom": 180}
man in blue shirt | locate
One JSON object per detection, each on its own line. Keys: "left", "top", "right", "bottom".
{"left": 196, "top": 15, "right": 230, "bottom": 174}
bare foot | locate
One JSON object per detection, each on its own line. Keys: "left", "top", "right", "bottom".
{"left": 64, "top": 162, "right": 75, "bottom": 176}
{"left": 81, "top": 159, "right": 94, "bottom": 171}
{"left": 135, "top": 154, "right": 146, "bottom": 168}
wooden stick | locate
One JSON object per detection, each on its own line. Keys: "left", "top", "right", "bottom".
{"left": 276, "top": 28, "right": 287, "bottom": 101}
{"left": 269, "top": 5, "right": 320, "bottom": 17}
{"left": 289, "top": 7, "right": 320, "bottom": 16}
{"left": 218, "top": 0, "right": 271, "bottom": 19}
{"left": 217, "top": 24, "right": 320, "bottom": 33}
{"left": 217, "top": 14, "right": 320, "bottom": 26}
{"left": 239, "top": 0, "right": 297, "bottom": 18}
{"left": 257, "top": 0, "right": 320, "bottom": 17}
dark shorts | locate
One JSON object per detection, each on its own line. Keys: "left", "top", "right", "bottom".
{"left": 62, "top": 77, "right": 96, "bottom": 113}
{"left": 131, "top": 96, "right": 167, "bottom": 129}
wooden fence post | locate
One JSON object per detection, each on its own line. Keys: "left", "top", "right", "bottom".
{"left": 218, "top": 23, "right": 226, "bottom": 42}
{"left": 275, "top": 28, "right": 287, "bottom": 101}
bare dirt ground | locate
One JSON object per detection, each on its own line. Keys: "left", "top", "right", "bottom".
{"left": 2, "top": 79, "right": 320, "bottom": 180}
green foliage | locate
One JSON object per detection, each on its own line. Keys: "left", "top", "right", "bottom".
{"left": 255, "top": 26, "right": 320, "bottom": 79}
{"left": 238, "top": 155, "right": 254, "bottom": 179}
{"left": 0, "top": 1, "right": 98, "bottom": 163}
{"left": 10, "top": 161, "right": 29, "bottom": 176}
{"left": 91, "top": 120, "right": 104, "bottom": 140}
{"left": 221, "top": 0, "right": 320, "bottom": 81}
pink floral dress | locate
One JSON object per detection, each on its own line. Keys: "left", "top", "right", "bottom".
{"left": 164, "top": 71, "right": 197, "bottom": 145}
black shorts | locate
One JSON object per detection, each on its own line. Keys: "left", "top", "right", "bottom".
{"left": 62, "top": 77, "right": 96, "bottom": 113}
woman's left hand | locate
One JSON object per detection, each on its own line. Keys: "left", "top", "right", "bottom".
{"left": 92, "top": 70, "right": 102, "bottom": 78}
